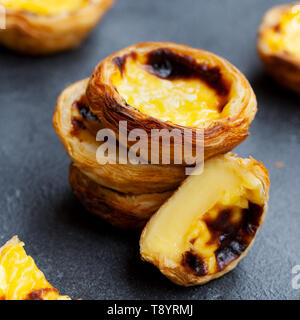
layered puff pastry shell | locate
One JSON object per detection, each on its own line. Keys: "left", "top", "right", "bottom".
{"left": 258, "top": 3, "right": 300, "bottom": 94}
{"left": 87, "top": 42, "right": 257, "bottom": 165}
{"left": 0, "top": 0, "right": 114, "bottom": 55}
{"left": 69, "top": 163, "right": 174, "bottom": 229}
{"left": 53, "top": 79, "right": 185, "bottom": 228}
{"left": 140, "top": 153, "right": 270, "bottom": 286}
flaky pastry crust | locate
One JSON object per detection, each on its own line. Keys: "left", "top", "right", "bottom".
{"left": 69, "top": 163, "right": 174, "bottom": 229}
{"left": 53, "top": 79, "right": 186, "bottom": 195}
{"left": 140, "top": 153, "right": 270, "bottom": 286}
{"left": 0, "top": 0, "right": 114, "bottom": 55}
{"left": 87, "top": 42, "right": 257, "bottom": 164}
{"left": 258, "top": 3, "right": 300, "bottom": 94}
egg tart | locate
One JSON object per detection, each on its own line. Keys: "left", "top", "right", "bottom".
{"left": 258, "top": 3, "right": 300, "bottom": 94}
{"left": 70, "top": 163, "right": 174, "bottom": 229}
{"left": 140, "top": 153, "right": 269, "bottom": 286}
{"left": 0, "top": 236, "right": 70, "bottom": 300}
{"left": 87, "top": 42, "right": 257, "bottom": 164}
{"left": 53, "top": 79, "right": 186, "bottom": 195}
{"left": 0, "top": 0, "right": 114, "bottom": 55}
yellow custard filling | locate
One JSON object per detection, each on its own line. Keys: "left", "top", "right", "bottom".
{"left": 0, "top": 0, "right": 88, "bottom": 15}
{"left": 141, "top": 156, "right": 264, "bottom": 276}
{"left": 0, "top": 236, "right": 69, "bottom": 300}
{"left": 112, "top": 57, "right": 230, "bottom": 127}
{"left": 266, "top": 4, "right": 300, "bottom": 58}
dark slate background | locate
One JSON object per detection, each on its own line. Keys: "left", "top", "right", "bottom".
{"left": 0, "top": 0, "right": 299, "bottom": 300}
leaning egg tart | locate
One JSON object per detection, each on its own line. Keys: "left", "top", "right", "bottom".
{"left": 140, "top": 153, "right": 269, "bottom": 286}
{"left": 258, "top": 3, "right": 300, "bottom": 94}
{"left": 0, "top": 0, "right": 114, "bottom": 55}
{"left": 87, "top": 42, "right": 257, "bottom": 164}
{"left": 0, "top": 236, "right": 70, "bottom": 300}
{"left": 53, "top": 79, "right": 186, "bottom": 195}
{"left": 70, "top": 163, "right": 174, "bottom": 229}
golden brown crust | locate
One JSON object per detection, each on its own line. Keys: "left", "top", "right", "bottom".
{"left": 257, "top": 3, "right": 300, "bottom": 94}
{"left": 53, "top": 79, "right": 186, "bottom": 194}
{"left": 87, "top": 42, "right": 257, "bottom": 164}
{"left": 69, "top": 163, "right": 174, "bottom": 229}
{"left": 0, "top": 0, "right": 114, "bottom": 55}
{"left": 140, "top": 153, "right": 270, "bottom": 286}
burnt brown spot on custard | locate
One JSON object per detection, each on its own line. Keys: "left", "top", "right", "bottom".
{"left": 204, "top": 202, "right": 264, "bottom": 271}
{"left": 0, "top": 296, "right": 5, "bottom": 300}
{"left": 71, "top": 95, "right": 103, "bottom": 138}
{"left": 214, "top": 236, "right": 248, "bottom": 271}
{"left": 71, "top": 117, "right": 86, "bottom": 136}
{"left": 182, "top": 251, "right": 208, "bottom": 276}
{"left": 73, "top": 95, "right": 99, "bottom": 122}
{"left": 26, "top": 288, "right": 59, "bottom": 300}
{"left": 272, "top": 23, "right": 281, "bottom": 33}
{"left": 145, "top": 49, "right": 230, "bottom": 97}
{"left": 189, "top": 238, "right": 197, "bottom": 245}
{"left": 242, "top": 202, "right": 264, "bottom": 236}
{"left": 113, "top": 51, "right": 137, "bottom": 76}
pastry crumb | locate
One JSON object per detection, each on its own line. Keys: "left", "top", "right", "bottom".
{"left": 275, "top": 162, "right": 284, "bottom": 168}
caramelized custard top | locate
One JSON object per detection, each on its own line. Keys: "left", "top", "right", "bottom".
{"left": 111, "top": 48, "right": 231, "bottom": 127}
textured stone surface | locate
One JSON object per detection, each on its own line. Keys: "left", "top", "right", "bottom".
{"left": 0, "top": 0, "right": 299, "bottom": 300}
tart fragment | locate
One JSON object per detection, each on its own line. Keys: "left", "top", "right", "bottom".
{"left": 140, "top": 153, "right": 269, "bottom": 286}
{"left": 258, "top": 3, "right": 300, "bottom": 94}
{"left": 87, "top": 42, "right": 257, "bottom": 164}
{"left": 0, "top": 236, "right": 70, "bottom": 300}
{"left": 53, "top": 79, "right": 185, "bottom": 195}
{"left": 0, "top": 0, "right": 114, "bottom": 55}
{"left": 70, "top": 163, "right": 174, "bottom": 229}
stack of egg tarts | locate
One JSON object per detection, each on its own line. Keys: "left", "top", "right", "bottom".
{"left": 54, "top": 77, "right": 186, "bottom": 229}
{"left": 54, "top": 42, "right": 270, "bottom": 286}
